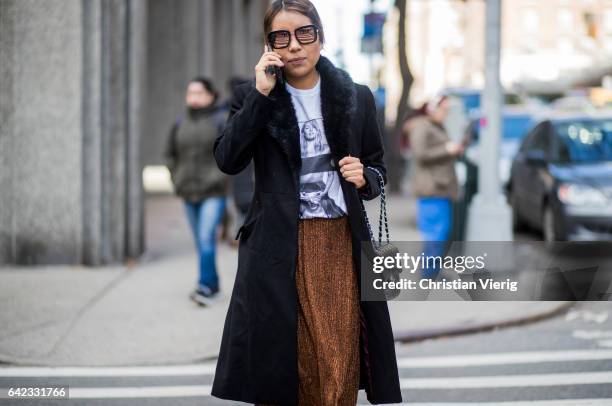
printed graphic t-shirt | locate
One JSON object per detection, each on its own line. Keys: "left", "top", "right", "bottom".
{"left": 286, "top": 78, "right": 348, "bottom": 219}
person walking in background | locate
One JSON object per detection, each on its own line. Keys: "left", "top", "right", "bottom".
{"left": 211, "top": 0, "right": 401, "bottom": 404}
{"left": 165, "top": 77, "right": 228, "bottom": 306}
{"left": 409, "top": 95, "right": 464, "bottom": 279}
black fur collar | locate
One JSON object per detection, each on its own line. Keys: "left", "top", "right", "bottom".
{"left": 266, "top": 55, "right": 357, "bottom": 171}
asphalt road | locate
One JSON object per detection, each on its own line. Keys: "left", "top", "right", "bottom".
{"left": 1, "top": 301, "right": 611, "bottom": 405}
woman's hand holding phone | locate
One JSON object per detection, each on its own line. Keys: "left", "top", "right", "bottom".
{"left": 255, "top": 47, "right": 284, "bottom": 97}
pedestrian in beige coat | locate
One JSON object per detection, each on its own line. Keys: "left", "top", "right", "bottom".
{"left": 407, "top": 95, "right": 464, "bottom": 278}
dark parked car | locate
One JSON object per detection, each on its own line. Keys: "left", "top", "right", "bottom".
{"left": 508, "top": 113, "right": 612, "bottom": 243}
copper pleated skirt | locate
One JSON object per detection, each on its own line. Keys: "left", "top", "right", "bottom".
{"left": 296, "top": 216, "right": 360, "bottom": 405}
{"left": 257, "top": 216, "right": 360, "bottom": 406}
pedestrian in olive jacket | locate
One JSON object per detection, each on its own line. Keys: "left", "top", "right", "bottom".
{"left": 165, "top": 77, "right": 228, "bottom": 306}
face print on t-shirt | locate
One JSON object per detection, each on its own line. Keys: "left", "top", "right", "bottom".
{"left": 286, "top": 79, "right": 347, "bottom": 219}
{"left": 300, "top": 119, "right": 324, "bottom": 156}
{"left": 298, "top": 119, "right": 345, "bottom": 218}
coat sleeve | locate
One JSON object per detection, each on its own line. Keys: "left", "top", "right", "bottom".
{"left": 164, "top": 121, "right": 179, "bottom": 178}
{"left": 357, "top": 85, "right": 387, "bottom": 201}
{"left": 410, "top": 122, "right": 453, "bottom": 165}
{"left": 214, "top": 83, "right": 275, "bottom": 175}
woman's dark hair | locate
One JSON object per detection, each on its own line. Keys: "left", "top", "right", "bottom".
{"left": 189, "top": 76, "right": 219, "bottom": 102}
{"left": 263, "top": 0, "right": 325, "bottom": 46}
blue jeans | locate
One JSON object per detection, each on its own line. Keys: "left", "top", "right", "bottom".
{"left": 416, "top": 197, "right": 452, "bottom": 279}
{"left": 184, "top": 197, "right": 226, "bottom": 291}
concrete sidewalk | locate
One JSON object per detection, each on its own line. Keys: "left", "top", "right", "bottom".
{"left": 0, "top": 194, "right": 571, "bottom": 367}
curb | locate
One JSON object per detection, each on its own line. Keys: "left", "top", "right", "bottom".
{"left": 0, "top": 352, "right": 221, "bottom": 368}
{"left": 0, "top": 302, "right": 576, "bottom": 367}
{"left": 393, "top": 301, "right": 575, "bottom": 343}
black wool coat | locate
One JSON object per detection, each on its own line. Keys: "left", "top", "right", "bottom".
{"left": 211, "top": 56, "right": 402, "bottom": 405}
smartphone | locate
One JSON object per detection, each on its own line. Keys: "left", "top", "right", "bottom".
{"left": 265, "top": 45, "right": 284, "bottom": 85}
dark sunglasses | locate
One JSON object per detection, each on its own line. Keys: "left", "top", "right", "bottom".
{"left": 267, "top": 24, "right": 319, "bottom": 49}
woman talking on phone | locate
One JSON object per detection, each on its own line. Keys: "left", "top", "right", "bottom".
{"left": 211, "top": 1, "right": 401, "bottom": 404}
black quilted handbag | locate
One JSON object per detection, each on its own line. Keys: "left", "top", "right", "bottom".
{"left": 359, "top": 166, "right": 402, "bottom": 300}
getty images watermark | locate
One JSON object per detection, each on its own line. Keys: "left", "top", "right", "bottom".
{"left": 372, "top": 251, "right": 518, "bottom": 292}
{"left": 360, "top": 241, "right": 612, "bottom": 301}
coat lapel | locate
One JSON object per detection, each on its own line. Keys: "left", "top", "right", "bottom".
{"left": 318, "top": 56, "right": 357, "bottom": 162}
{"left": 266, "top": 83, "right": 302, "bottom": 172}
{"left": 265, "top": 56, "right": 357, "bottom": 172}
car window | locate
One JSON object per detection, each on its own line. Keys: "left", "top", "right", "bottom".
{"left": 551, "top": 119, "right": 612, "bottom": 163}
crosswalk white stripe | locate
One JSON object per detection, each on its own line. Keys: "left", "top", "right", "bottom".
{"left": 0, "top": 363, "right": 217, "bottom": 377}
{"left": 400, "top": 371, "right": 612, "bottom": 389}
{"left": 2, "top": 349, "right": 612, "bottom": 377}
{"left": 396, "top": 349, "right": 612, "bottom": 369}
{"left": 68, "top": 385, "right": 212, "bottom": 399}
{"left": 360, "top": 399, "right": 612, "bottom": 406}
{"left": 599, "top": 340, "right": 612, "bottom": 348}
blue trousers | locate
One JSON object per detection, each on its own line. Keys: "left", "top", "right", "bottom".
{"left": 416, "top": 197, "right": 452, "bottom": 279}
{"left": 184, "top": 197, "right": 226, "bottom": 291}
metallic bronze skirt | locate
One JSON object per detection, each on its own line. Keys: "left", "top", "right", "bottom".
{"left": 295, "top": 216, "right": 360, "bottom": 405}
